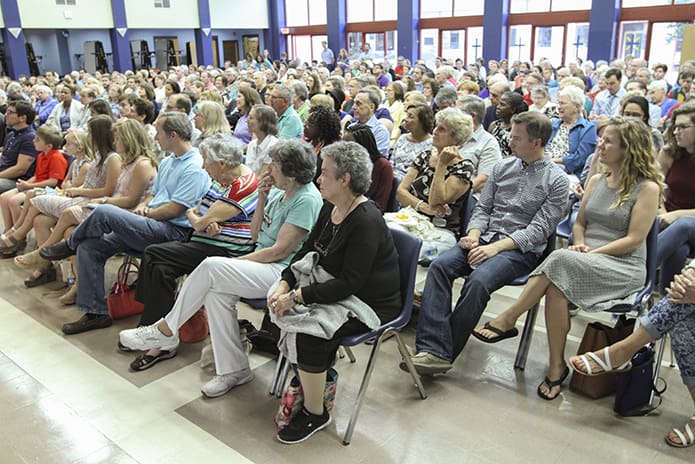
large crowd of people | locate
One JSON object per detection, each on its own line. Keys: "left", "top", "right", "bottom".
{"left": 1, "top": 49, "right": 695, "bottom": 447}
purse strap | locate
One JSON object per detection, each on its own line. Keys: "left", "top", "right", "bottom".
{"left": 115, "top": 257, "right": 140, "bottom": 289}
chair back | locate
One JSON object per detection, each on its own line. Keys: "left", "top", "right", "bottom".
{"left": 385, "top": 176, "right": 401, "bottom": 213}
{"left": 556, "top": 197, "right": 579, "bottom": 240}
{"left": 342, "top": 228, "right": 422, "bottom": 345}
{"left": 509, "top": 233, "right": 556, "bottom": 286}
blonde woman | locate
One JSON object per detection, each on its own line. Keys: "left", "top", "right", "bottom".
{"left": 16, "top": 119, "right": 157, "bottom": 303}
{"left": 194, "top": 100, "right": 231, "bottom": 145}
{"left": 473, "top": 117, "right": 664, "bottom": 401}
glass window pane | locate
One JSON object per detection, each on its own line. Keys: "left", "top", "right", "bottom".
{"left": 442, "top": 30, "right": 466, "bottom": 64}
{"left": 421, "top": 0, "right": 452, "bottom": 18}
{"left": 454, "top": 0, "right": 484, "bottom": 16}
{"left": 534, "top": 26, "right": 564, "bottom": 65}
{"left": 551, "top": 0, "right": 591, "bottom": 10}
{"left": 375, "top": 0, "right": 397, "bottom": 21}
{"left": 386, "top": 30, "right": 398, "bottom": 63}
{"left": 649, "top": 22, "right": 687, "bottom": 83}
{"left": 365, "top": 32, "right": 385, "bottom": 60}
{"left": 311, "top": 35, "right": 327, "bottom": 62}
{"left": 290, "top": 35, "right": 312, "bottom": 64}
{"left": 420, "top": 29, "right": 439, "bottom": 70}
{"left": 347, "top": 0, "right": 373, "bottom": 22}
{"left": 308, "top": 0, "right": 327, "bottom": 25}
{"left": 510, "top": 0, "right": 551, "bottom": 14}
{"left": 467, "top": 27, "right": 484, "bottom": 64}
{"left": 508, "top": 25, "right": 532, "bottom": 63}
{"left": 618, "top": 21, "right": 648, "bottom": 60}
{"left": 675, "top": 0, "right": 695, "bottom": 4}
{"left": 622, "top": 0, "right": 669, "bottom": 6}
{"left": 348, "top": 32, "right": 362, "bottom": 59}
{"left": 285, "top": 0, "right": 308, "bottom": 27}
{"left": 565, "top": 23, "right": 589, "bottom": 64}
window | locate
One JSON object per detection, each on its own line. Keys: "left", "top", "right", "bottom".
{"left": 649, "top": 22, "right": 687, "bottom": 81}
{"left": 565, "top": 23, "right": 589, "bottom": 64}
{"left": 508, "top": 25, "right": 532, "bottom": 63}
{"left": 420, "top": 29, "right": 439, "bottom": 69}
{"left": 510, "top": 0, "right": 551, "bottom": 13}
{"left": 153, "top": 0, "right": 170, "bottom": 8}
{"left": 453, "top": 0, "right": 484, "bottom": 16}
{"left": 347, "top": 0, "right": 397, "bottom": 22}
{"left": 285, "top": 0, "right": 327, "bottom": 27}
{"left": 56, "top": 0, "right": 76, "bottom": 5}
{"left": 533, "top": 26, "right": 564, "bottom": 64}
{"left": 622, "top": 0, "right": 670, "bottom": 6}
{"left": 550, "top": 0, "right": 591, "bottom": 10}
{"left": 467, "top": 27, "right": 484, "bottom": 64}
{"left": 421, "top": 0, "right": 484, "bottom": 17}
{"left": 442, "top": 30, "right": 466, "bottom": 63}
{"left": 618, "top": 21, "right": 648, "bottom": 60}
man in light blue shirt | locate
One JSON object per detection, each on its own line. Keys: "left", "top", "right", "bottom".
{"left": 590, "top": 68, "right": 625, "bottom": 121}
{"left": 346, "top": 88, "right": 390, "bottom": 157}
{"left": 320, "top": 41, "right": 334, "bottom": 71}
{"left": 40, "top": 112, "right": 211, "bottom": 335}
{"left": 271, "top": 84, "right": 303, "bottom": 139}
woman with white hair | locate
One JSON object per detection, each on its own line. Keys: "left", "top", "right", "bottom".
{"left": 33, "top": 85, "right": 58, "bottom": 127}
{"left": 528, "top": 85, "right": 558, "bottom": 120}
{"left": 648, "top": 79, "right": 678, "bottom": 123}
{"left": 546, "top": 86, "right": 597, "bottom": 177}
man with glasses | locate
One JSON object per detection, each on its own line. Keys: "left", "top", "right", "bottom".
{"left": 0, "top": 101, "right": 39, "bottom": 194}
{"left": 270, "top": 85, "right": 303, "bottom": 139}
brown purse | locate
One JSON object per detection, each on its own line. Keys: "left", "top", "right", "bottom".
{"left": 569, "top": 316, "right": 635, "bottom": 399}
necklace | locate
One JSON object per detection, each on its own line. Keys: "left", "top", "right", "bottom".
{"left": 332, "top": 195, "right": 361, "bottom": 224}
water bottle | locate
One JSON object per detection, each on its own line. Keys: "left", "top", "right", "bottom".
{"left": 424, "top": 245, "right": 439, "bottom": 259}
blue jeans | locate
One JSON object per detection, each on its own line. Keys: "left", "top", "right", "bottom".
{"left": 641, "top": 296, "right": 695, "bottom": 387}
{"left": 68, "top": 205, "right": 189, "bottom": 315}
{"left": 657, "top": 217, "right": 695, "bottom": 292}
{"left": 415, "top": 244, "right": 538, "bottom": 362}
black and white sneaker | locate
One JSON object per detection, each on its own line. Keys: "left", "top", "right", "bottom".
{"left": 276, "top": 406, "right": 331, "bottom": 444}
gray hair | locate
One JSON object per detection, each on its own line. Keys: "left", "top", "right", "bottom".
{"left": 321, "top": 141, "right": 373, "bottom": 196}
{"left": 435, "top": 108, "right": 474, "bottom": 146}
{"left": 268, "top": 139, "right": 316, "bottom": 184}
{"left": 558, "top": 86, "right": 585, "bottom": 108}
{"left": 531, "top": 85, "right": 550, "bottom": 99}
{"left": 273, "top": 84, "right": 293, "bottom": 103}
{"left": 357, "top": 88, "right": 380, "bottom": 111}
{"left": 457, "top": 95, "right": 485, "bottom": 123}
{"left": 292, "top": 81, "right": 308, "bottom": 101}
{"left": 199, "top": 133, "right": 243, "bottom": 166}
{"left": 647, "top": 79, "right": 668, "bottom": 93}
{"left": 34, "top": 84, "right": 52, "bottom": 97}
{"left": 434, "top": 87, "right": 457, "bottom": 107}
{"left": 157, "top": 112, "right": 193, "bottom": 141}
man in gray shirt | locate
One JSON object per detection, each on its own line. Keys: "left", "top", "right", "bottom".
{"left": 457, "top": 95, "right": 502, "bottom": 193}
{"left": 403, "top": 111, "right": 568, "bottom": 375}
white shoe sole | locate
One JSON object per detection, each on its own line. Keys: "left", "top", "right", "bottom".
{"left": 201, "top": 372, "right": 254, "bottom": 398}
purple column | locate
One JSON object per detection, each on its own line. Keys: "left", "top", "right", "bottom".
{"left": 195, "top": 0, "right": 214, "bottom": 66}
{"left": 482, "top": 0, "right": 509, "bottom": 62}
{"left": 326, "top": 0, "right": 347, "bottom": 57}
{"left": 110, "top": 0, "right": 132, "bottom": 72}
{"left": 396, "top": 0, "right": 418, "bottom": 64}
{"left": 263, "top": 0, "right": 286, "bottom": 61}
{"left": 587, "top": 0, "right": 620, "bottom": 62}
{"left": 1, "top": 0, "right": 30, "bottom": 78}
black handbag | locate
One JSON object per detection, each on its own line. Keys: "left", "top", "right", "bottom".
{"left": 613, "top": 345, "right": 667, "bottom": 416}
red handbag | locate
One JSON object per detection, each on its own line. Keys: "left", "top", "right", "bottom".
{"left": 107, "top": 258, "right": 144, "bottom": 320}
{"left": 179, "top": 307, "right": 209, "bottom": 343}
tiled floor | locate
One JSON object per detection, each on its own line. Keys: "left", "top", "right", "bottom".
{"left": 0, "top": 255, "right": 692, "bottom": 463}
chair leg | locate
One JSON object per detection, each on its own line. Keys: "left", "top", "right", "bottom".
{"left": 669, "top": 334, "right": 675, "bottom": 368}
{"left": 514, "top": 303, "right": 539, "bottom": 370}
{"left": 393, "top": 331, "right": 427, "bottom": 400}
{"left": 343, "top": 346, "right": 356, "bottom": 363}
{"left": 269, "top": 353, "right": 286, "bottom": 396}
{"left": 276, "top": 360, "right": 290, "bottom": 398}
{"left": 651, "top": 337, "right": 669, "bottom": 406}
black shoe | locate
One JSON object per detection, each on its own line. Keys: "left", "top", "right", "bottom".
{"left": 39, "top": 241, "right": 75, "bottom": 261}
{"left": 62, "top": 313, "right": 113, "bottom": 335}
{"left": 24, "top": 265, "right": 57, "bottom": 288}
{"left": 276, "top": 406, "right": 331, "bottom": 444}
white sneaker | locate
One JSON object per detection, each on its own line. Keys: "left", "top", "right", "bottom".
{"left": 119, "top": 320, "right": 180, "bottom": 352}
{"left": 201, "top": 369, "right": 254, "bottom": 398}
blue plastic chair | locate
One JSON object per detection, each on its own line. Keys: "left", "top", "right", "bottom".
{"left": 556, "top": 197, "right": 579, "bottom": 240}
{"left": 385, "top": 176, "right": 401, "bottom": 213}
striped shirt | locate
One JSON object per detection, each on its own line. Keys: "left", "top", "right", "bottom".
{"left": 190, "top": 171, "right": 259, "bottom": 252}
{"left": 467, "top": 156, "right": 568, "bottom": 256}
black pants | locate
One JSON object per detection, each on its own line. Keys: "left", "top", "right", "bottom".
{"left": 135, "top": 240, "right": 245, "bottom": 326}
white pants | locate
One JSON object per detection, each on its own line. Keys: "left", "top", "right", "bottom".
{"left": 164, "top": 256, "right": 284, "bottom": 375}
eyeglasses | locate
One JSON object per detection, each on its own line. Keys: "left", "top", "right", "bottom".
{"left": 5, "top": 109, "right": 17, "bottom": 115}
{"left": 673, "top": 124, "right": 695, "bottom": 131}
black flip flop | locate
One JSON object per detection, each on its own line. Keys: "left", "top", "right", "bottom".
{"left": 537, "top": 366, "right": 570, "bottom": 401}
{"left": 472, "top": 322, "right": 519, "bottom": 343}
{"left": 129, "top": 349, "right": 177, "bottom": 372}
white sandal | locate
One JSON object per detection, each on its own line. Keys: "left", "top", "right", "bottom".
{"left": 570, "top": 347, "right": 632, "bottom": 376}
{"left": 665, "top": 416, "right": 695, "bottom": 448}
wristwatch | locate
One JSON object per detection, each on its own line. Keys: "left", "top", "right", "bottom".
{"left": 289, "top": 289, "right": 299, "bottom": 304}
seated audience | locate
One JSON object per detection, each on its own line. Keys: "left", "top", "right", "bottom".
{"left": 245, "top": 104, "right": 279, "bottom": 177}
{"left": 0, "top": 101, "right": 40, "bottom": 195}
{"left": 474, "top": 117, "right": 662, "bottom": 401}
{"left": 270, "top": 84, "right": 303, "bottom": 139}
{"left": 303, "top": 105, "right": 342, "bottom": 182}
{"left": 346, "top": 88, "right": 391, "bottom": 157}
{"left": 391, "top": 103, "right": 433, "bottom": 177}
{"left": 46, "top": 83, "right": 87, "bottom": 132}
{"left": 620, "top": 95, "right": 664, "bottom": 152}
{"left": 232, "top": 87, "right": 262, "bottom": 145}
{"left": 488, "top": 91, "right": 529, "bottom": 158}
{"left": 457, "top": 96, "right": 502, "bottom": 193}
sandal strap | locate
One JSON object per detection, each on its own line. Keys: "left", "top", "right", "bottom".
{"left": 576, "top": 354, "right": 594, "bottom": 375}
{"left": 585, "top": 347, "right": 612, "bottom": 374}
{"left": 672, "top": 422, "right": 695, "bottom": 446}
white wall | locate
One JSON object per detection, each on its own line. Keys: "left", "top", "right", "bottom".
{"left": 19, "top": 0, "right": 113, "bottom": 29}
{"left": 209, "top": 0, "right": 269, "bottom": 29}
{"left": 0, "top": 3, "right": 4, "bottom": 28}
{"left": 125, "top": 0, "right": 199, "bottom": 29}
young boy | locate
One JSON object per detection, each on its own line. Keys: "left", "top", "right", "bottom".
{"left": 0, "top": 125, "right": 68, "bottom": 251}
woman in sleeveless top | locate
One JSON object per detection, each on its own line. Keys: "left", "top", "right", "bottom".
{"left": 473, "top": 117, "right": 664, "bottom": 400}
{"left": 16, "top": 119, "right": 157, "bottom": 304}
{"left": 9, "top": 116, "right": 122, "bottom": 287}
{"left": 655, "top": 103, "right": 695, "bottom": 292}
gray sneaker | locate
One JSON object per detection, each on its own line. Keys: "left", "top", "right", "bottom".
{"left": 201, "top": 368, "right": 254, "bottom": 398}
{"left": 410, "top": 352, "right": 453, "bottom": 375}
